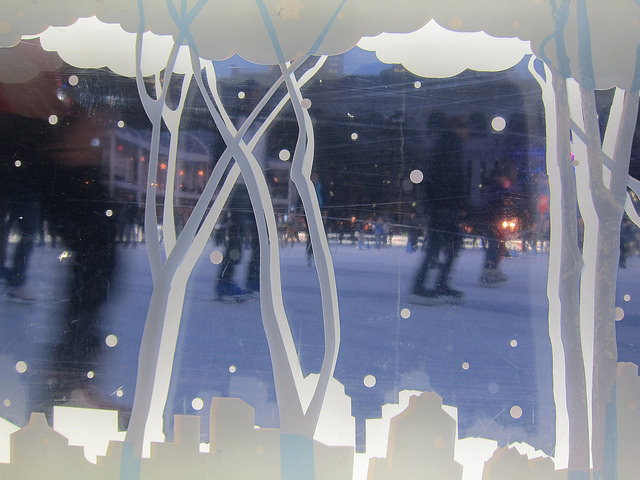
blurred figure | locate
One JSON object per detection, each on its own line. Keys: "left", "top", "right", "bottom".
{"left": 529, "top": 171, "right": 550, "bottom": 253}
{"left": 374, "top": 217, "right": 387, "bottom": 249}
{"left": 0, "top": 45, "right": 123, "bottom": 419}
{"left": 305, "top": 215, "right": 313, "bottom": 266}
{"left": 285, "top": 213, "right": 299, "bottom": 246}
{"left": 411, "top": 116, "right": 468, "bottom": 303}
{"left": 0, "top": 109, "right": 50, "bottom": 302}
{"left": 336, "top": 219, "right": 346, "bottom": 244}
{"left": 216, "top": 183, "right": 259, "bottom": 300}
{"left": 619, "top": 216, "right": 634, "bottom": 268}
{"left": 36, "top": 211, "right": 57, "bottom": 247}
{"left": 37, "top": 114, "right": 119, "bottom": 412}
{"left": 0, "top": 181, "right": 40, "bottom": 302}
{"left": 478, "top": 165, "right": 513, "bottom": 285}
{"left": 304, "top": 172, "right": 325, "bottom": 266}
{"left": 276, "top": 213, "right": 287, "bottom": 246}
{"left": 356, "top": 219, "right": 366, "bottom": 250}
{"left": 117, "top": 197, "right": 139, "bottom": 247}
{"left": 406, "top": 212, "right": 422, "bottom": 253}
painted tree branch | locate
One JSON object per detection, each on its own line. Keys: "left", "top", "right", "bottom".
{"left": 567, "top": 79, "right": 638, "bottom": 475}
{"left": 161, "top": 72, "right": 193, "bottom": 255}
{"left": 280, "top": 61, "right": 341, "bottom": 434}
{"left": 529, "top": 56, "right": 590, "bottom": 474}
{"left": 127, "top": 0, "right": 327, "bottom": 455}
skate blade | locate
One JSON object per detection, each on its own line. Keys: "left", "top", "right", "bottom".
{"left": 215, "top": 294, "right": 255, "bottom": 303}
{"left": 6, "top": 294, "right": 36, "bottom": 304}
{"left": 479, "top": 279, "right": 507, "bottom": 288}
{"left": 408, "top": 294, "right": 442, "bottom": 306}
{"left": 442, "top": 296, "right": 465, "bottom": 305}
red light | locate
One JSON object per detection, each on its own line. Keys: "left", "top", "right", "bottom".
{"left": 117, "top": 144, "right": 124, "bottom": 152}
{"left": 160, "top": 163, "right": 167, "bottom": 170}
{"left": 198, "top": 170, "right": 204, "bottom": 176}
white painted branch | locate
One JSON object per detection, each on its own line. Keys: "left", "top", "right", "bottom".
{"left": 154, "top": 72, "right": 162, "bottom": 104}
{"left": 530, "top": 58, "right": 590, "bottom": 473}
{"left": 187, "top": 46, "right": 309, "bottom": 433}
{"left": 129, "top": 0, "right": 349, "bottom": 458}
{"left": 128, "top": 50, "right": 191, "bottom": 457}
{"left": 202, "top": 61, "right": 236, "bottom": 133}
{"left": 161, "top": 73, "right": 193, "bottom": 256}
{"left": 601, "top": 88, "right": 626, "bottom": 190}
{"left": 134, "top": 30, "right": 161, "bottom": 121}
{"left": 178, "top": 163, "right": 241, "bottom": 277}
{"left": 590, "top": 88, "right": 637, "bottom": 473}
{"left": 280, "top": 58, "right": 342, "bottom": 435}
{"left": 568, "top": 85, "right": 597, "bottom": 435}
{"left": 126, "top": 61, "right": 322, "bottom": 455}
{"left": 571, "top": 120, "right": 640, "bottom": 229}
{"left": 168, "top": 56, "right": 310, "bottom": 255}
{"left": 568, "top": 81, "right": 635, "bottom": 474}
{"left": 160, "top": 54, "right": 315, "bottom": 302}
{"left": 134, "top": 30, "right": 163, "bottom": 284}
{"left": 136, "top": 165, "right": 240, "bottom": 458}
{"left": 568, "top": 81, "right": 608, "bottom": 205}
{"left": 134, "top": 24, "right": 184, "bottom": 283}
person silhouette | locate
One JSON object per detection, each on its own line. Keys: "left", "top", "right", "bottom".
{"left": 478, "top": 164, "right": 514, "bottom": 285}
{"left": 215, "top": 183, "right": 259, "bottom": 300}
{"left": 411, "top": 116, "right": 469, "bottom": 303}
{"left": 0, "top": 111, "right": 48, "bottom": 302}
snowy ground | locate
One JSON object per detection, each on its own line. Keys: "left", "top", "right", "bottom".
{"left": 1, "top": 240, "right": 639, "bottom": 455}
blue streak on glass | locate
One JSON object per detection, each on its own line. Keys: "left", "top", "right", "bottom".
{"left": 631, "top": 44, "right": 640, "bottom": 92}
{"left": 119, "top": 442, "right": 141, "bottom": 480}
{"left": 539, "top": 34, "right": 557, "bottom": 71}
{"left": 165, "top": 0, "right": 209, "bottom": 35}
{"left": 164, "top": 0, "right": 210, "bottom": 66}
{"left": 308, "top": 0, "right": 348, "bottom": 56}
{"left": 281, "top": 434, "right": 316, "bottom": 480}
{"left": 548, "top": 0, "right": 573, "bottom": 78}
{"left": 137, "top": 0, "right": 145, "bottom": 33}
{"left": 575, "top": 0, "right": 596, "bottom": 90}
{"left": 255, "top": 0, "right": 286, "bottom": 64}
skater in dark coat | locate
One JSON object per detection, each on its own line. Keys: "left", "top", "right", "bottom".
{"left": 411, "top": 116, "right": 469, "bottom": 302}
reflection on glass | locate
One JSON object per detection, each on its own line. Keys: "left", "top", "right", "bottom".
{"left": 0, "top": 4, "right": 639, "bottom": 480}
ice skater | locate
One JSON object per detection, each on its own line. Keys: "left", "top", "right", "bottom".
{"left": 215, "top": 183, "right": 259, "bottom": 301}
{"left": 411, "top": 116, "right": 469, "bottom": 304}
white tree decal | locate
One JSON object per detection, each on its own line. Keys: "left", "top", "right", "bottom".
{"left": 1, "top": 1, "right": 638, "bottom": 478}
{"left": 361, "top": 1, "right": 640, "bottom": 476}
{"left": 13, "top": 1, "right": 435, "bottom": 475}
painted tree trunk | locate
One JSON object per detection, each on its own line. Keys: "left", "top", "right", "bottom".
{"left": 568, "top": 83, "right": 639, "bottom": 477}
{"left": 189, "top": 54, "right": 326, "bottom": 480}
{"left": 128, "top": 280, "right": 189, "bottom": 455}
{"left": 530, "top": 59, "right": 590, "bottom": 475}
{"left": 280, "top": 62, "right": 341, "bottom": 434}
{"left": 125, "top": 2, "right": 342, "bottom": 470}
{"left": 274, "top": 62, "right": 340, "bottom": 480}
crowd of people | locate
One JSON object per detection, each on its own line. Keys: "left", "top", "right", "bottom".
{"left": 4, "top": 86, "right": 631, "bottom": 420}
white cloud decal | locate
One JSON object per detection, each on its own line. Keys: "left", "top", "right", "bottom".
{"left": 39, "top": 17, "right": 192, "bottom": 77}
{"left": 358, "top": 19, "right": 531, "bottom": 78}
